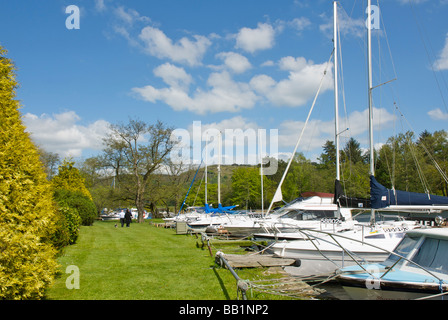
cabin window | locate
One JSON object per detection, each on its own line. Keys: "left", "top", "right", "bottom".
{"left": 280, "top": 210, "right": 336, "bottom": 221}
{"left": 411, "top": 238, "right": 448, "bottom": 275}
{"left": 365, "top": 234, "right": 386, "bottom": 239}
{"left": 385, "top": 235, "right": 419, "bottom": 265}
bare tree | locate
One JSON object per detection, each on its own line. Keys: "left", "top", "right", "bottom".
{"left": 163, "top": 158, "right": 195, "bottom": 215}
{"left": 102, "top": 119, "right": 177, "bottom": 222}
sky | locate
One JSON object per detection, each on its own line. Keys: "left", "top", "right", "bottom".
{"left": 1, "top": 0, "right": 448, "bottom": 167}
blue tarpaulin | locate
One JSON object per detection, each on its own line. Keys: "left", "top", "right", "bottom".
{"left": 370, "top": 175, "right": 448, "bottom": 209}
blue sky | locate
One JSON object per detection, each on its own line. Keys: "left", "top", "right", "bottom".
{"left": 1, "top": 0, "right": 448, "bottom": 164}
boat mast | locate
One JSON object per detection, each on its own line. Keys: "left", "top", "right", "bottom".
{"left": 367, "top": 0, "right": 375, "bottom": 224}
{"left": 367, "top": 0, "right": 374, "bottom": 177}
{"left": 334, "top": 1, "right": 340, "bottom": 182}
{"left": 334, "top": 1, "right": 341, "bottom": 219}
{"left": 205, "top": 135, "right": 208, "bottom": 207}
{"left": 259, "top": 130, "right": 264, "bottom": 215}
{"left": 218, "top": 131, "right": 221, "bottom": 207}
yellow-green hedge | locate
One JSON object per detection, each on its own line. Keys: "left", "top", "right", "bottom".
{"left": 0, "top": 46, "right": 59, "bottom": 299}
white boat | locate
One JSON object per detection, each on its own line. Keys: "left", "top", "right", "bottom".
{"left": 100, "top": 212, "right": 121, "bottom": 221}
{"left": 222, "top": 195, "right": 357, "bottom": 237}
{"left": 337, "top": 228, "right": 448, "bottom": 300}
{"left": 187, "top": 212, "right": 251, "bottom": 233}
{"left": 271, "top": 219, "right": 420, "bottom": 277}
{"left": 272, "top": 0, "right": 448, "bottom": 280}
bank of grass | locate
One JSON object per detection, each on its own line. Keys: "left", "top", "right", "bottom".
{"left": 45, "top": 220, "right": 291, "bottom": 300}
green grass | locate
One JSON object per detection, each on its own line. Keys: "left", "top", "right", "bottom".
{"left": 45, "top": 221, "right": 290, "bottom": 300}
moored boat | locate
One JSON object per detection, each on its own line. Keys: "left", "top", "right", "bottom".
{"left": 337, "top": 228, "right": 448, "bottom": 300}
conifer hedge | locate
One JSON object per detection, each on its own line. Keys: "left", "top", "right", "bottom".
{"left": 0, "top": 46, "right": 59, "bottom": 299}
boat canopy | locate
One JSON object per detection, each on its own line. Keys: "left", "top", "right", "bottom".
{"left": 203, "top": 203, "right": 238, "bottom": 214}
{"left": 370, "top": 175, "right": 448, "bottom": 209}
{"left": 334, "top": 179, "right": 371, "bottom": 208}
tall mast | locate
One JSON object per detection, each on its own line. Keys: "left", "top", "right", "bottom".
{"left": 205, "top": 135, "right": 208, "bottom": 206}
{"left": 367, "top": 0, "right": 375, "bottom": 224}
{"left": 217, "top": 131, "right": 221, "bottom": 206}
{"left": 334, "top": 1, "right": 340, "bottom": 182}
{"left": 367, "top": 0, "right": 374, "bottom": 176}
{"left": 259, "top": 130, "right": 264, "bottom": 215}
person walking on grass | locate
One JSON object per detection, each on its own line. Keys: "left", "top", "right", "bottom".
{"left": 119, "top": 209, "right": 125, "bottom": 227}
{"left": 124, "top": 209, "right": 132, "bottom": 227}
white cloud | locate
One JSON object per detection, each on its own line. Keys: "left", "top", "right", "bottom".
{"left": 235, "top": 23, "right": 275, "bottom": 53}
{"left": 215, "top": 52, "right": 252, "bottom": 74}
{"left": 23, "top": 111, "right": 110, "bottom": 158}
{"left": 134, "top": 55, "right": 335, "bottom": 114}
{"left": 250, "top": 56, "right": 334, "bottom": 107}
{"left": 138, "top": 26, "right": 211, "bottom": 66}
{"left": 94, "top": 0, "right": 106, "bottom": 12}
{"left": 133, "top": 71, "right": 258, "bottom": 114}
{"left": 428, "top": 108, "right": 448, "bottom": 120}
{"left": 153, "top": 63, "right": 193, "bottom": 90}
{"left": 319, "top": 9, "right": 365, "bottom": 38}
{"left": 289, "top": 17, "right": 311, "bottom": 33}
{"left": 195, "top": 116, "right": 259, "bottom": 134}
{"left": 183, "top": 116, "right": 270, "bottom": 165}
{"left": 434, "top": 33, "right": 448, "bottom": 71}
{"left": 114, "top": 6, "right": 151, "bottom": 25}
{"left": 277, "top": 107, "right": 396, "bottom": 150}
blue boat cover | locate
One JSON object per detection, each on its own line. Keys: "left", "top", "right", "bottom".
{"left": 370, "top": 175, "right": 448, "bottom": 209}
{"left": 203, "top": 203, "right": 237, "bottom": 213}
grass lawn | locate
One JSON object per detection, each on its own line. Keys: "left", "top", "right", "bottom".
{"left": 45, "top": 221, "right": 290, "bottom": 300}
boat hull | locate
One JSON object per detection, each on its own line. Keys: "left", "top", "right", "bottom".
{"left": 338, "top": 276, "right": 448, "bottom": 300}
{"left": 275, "top": 246, "right": 390, "bottom": 278}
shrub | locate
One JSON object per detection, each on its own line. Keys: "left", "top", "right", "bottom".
{"left": 51, "top": 206, "right": 82, "bottom": 249}
{"left": 0, "top": 46, "right": 59, "bottom": 299}
{"left": 52, "top": 159, "right": 93, "bottom": 200}
{"left": 54, "top": 189, "right": 97, "bottom": 226}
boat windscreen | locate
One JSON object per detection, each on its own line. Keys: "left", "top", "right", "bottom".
{"left": 411, "top": 238, "right": 448, "bottom": 275}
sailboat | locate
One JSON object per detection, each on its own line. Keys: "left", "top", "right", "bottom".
{"left": 219, "top": 3, "right": 366, "bottom": 239}
{"left": 184, "top": 131, "right": 243, "bottom": 232}
{"left": 270, "top": 1, "right": 432, "bottom": 277}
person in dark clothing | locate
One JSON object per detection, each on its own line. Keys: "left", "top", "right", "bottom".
{"left": 124, "top": 209, "right": 132, "bottom": 227}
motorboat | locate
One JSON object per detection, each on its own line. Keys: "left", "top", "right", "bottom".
{"left": 337, "top": 228, "right": 448, "bottom": 300}
{"left": 271, "top": 219, "right": 420, "bottom": 278}
{"left": 221, "top": 195, "right": 357, "bottom": 237}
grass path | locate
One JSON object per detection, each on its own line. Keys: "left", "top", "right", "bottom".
{"left": 45, "top": 221, "right": 240, "bottom": 300}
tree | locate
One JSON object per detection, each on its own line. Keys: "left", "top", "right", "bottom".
{"left": 102, "top": 119, "right": 177, "bottom": 222}
{"left": 342, "top": 137, "right": 363, "bottom": 164}
{"left": 0, "top": 46, "right": 58, "bottom": 299}
{"left": 230, "top": 167, "right": 262, "bottom": 210}
{"left": 161, "top": 159, "right": 194, "bottom": 214}
{"left": 319, "top": 140, "right": 336, "bottom": 167}
{"left": 52, "top": 159, "right": 93, "bottom": 200}
{"left": 36, "top": 147, "right": 60, "bottom": 180}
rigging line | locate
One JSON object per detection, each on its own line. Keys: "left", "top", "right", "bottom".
{"left": 337, "top": 9, "right": 349, "bottom": 139}
{"left": 266, "top": 50, "right": 334, "bottom": 215}
{"left": 178, "top": 160, "right": 203, "bottom": 215}
{"left": 394, "top": 102, "right": 448, "bottom": 185}
{"left": 407, "top": 133, "right": 431, "bottom": 194}
{"left": 409, "top": 0, "right": 448, "bottom": 113}
{"left": 336, "top": 12, "right": 351, "bottom": 198}
{"left": 377, "top": 0, "right": 398, "bottom": 81}
{"left": 192, "top": 169, "right": 205, "bottom": 207}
